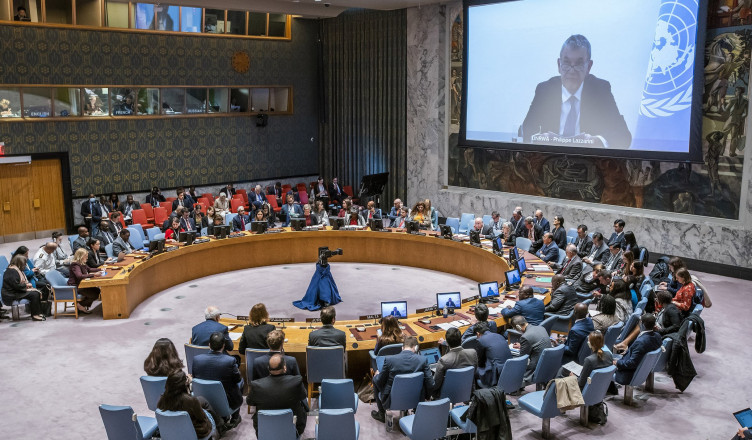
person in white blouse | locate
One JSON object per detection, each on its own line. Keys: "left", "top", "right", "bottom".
{"left": 33, "top": 242, "right": 58, "bottom": 277}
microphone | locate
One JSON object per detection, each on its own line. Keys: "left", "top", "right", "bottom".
{"left": 219, "top": 312, "right": 237, "bottom": 318}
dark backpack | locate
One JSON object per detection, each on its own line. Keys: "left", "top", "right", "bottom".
{"left": 649, "top": 256, "right": 670, "bottom": 285}
{"left": 588, "top": 402, "right": 608, "bottom": 425}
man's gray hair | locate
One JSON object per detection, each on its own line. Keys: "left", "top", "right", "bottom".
{"left": 566, "top": 244, "right": 577, "bottom": 254}
{"left": 205, "top": 305, "right": 221, "bottom": 320}
{"left": 502, "top": 221, "right": 512, "bottom": 229}
{"left": 524, "top": 216, "right": 534, "bottom": 224}
{"left": 561, "top": 34, "right": 591, "bottom": 60}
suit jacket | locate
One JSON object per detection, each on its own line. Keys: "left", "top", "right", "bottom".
{"left": 562, "top": 317, "right": 594, "bottom": 364}
{"left": 534, "top": 217, "right": 550, "bottom": 232}
{"left": 500, "top": 297, "right": 545, "bottom": 326}
{"left": 476, "top": 332, "right": 512, "bottom": 387}
{"left": 180, "top": 217, "right": 196, "bottom": 232}
{"left": 248, "top": 374, "right": 307, "bottom": 436}
{"left": 521, "top": 74, "right": 632, "bottom": 148}
{"left": 604, "top": 250, "right": 623, "bottom": 272}
{"left": 307, "top": 325, "right": 346, "bottom": 347}
{"left": 578, "top": 351, "right": 613, "bottom": 390}
{"left": 72, "top": 236, "right": 88, "bottom": 253}
{"left": 145, "top": 193, "right": 165, "bottom": 207}
{"left": 373, "top": 350, "right": 434, "bottom": 406}
{"left": 509, "top": 217, "right": 526, "bottom": 239}
{"left": 433, "top": 347, "right": 478, "bottom": 395}
{"left": 172, "top": 198, "right": 194, "bottom": 213}
{"left": 575, "top": 235, "right": 593, "bottom": 258}
{"left": 585, "top": 242, "right": 609, "bottom": 265}
{"left": 112, "top": 236, "right": 134, "bottom": 256}
{"left": 252, "top": 351, "right": 301, "bottom": 379}
{"left": 250, "top": 191, "right": 266, "bottom": 205}
{"left": 615, "top": 331, "right": 662, "bottom": 384}
{"left": 190, "top": 320, "right": 234, "bottom": 352}
{"left": 518, "top": 324, "right": 552, "bottom": 384}
{"left": 119, "top": 201, "right": 141, "bottom": 216}
{"left": 86, "top": 247, "right": 103, "bottom": 268}
{"left": 545, "top": 284, "right": 578, "bottom": 316}
{"left": 95, "top": 229, "right": 117, "bottom": 247}
{"left": 461, "top": 320, "right": 498, "bottom": 341}
{"left": 551, "top": 227, "right": 567, "bottom": 250}
{"left": 328, "top": 183, "right": 345, "bottom": 202}
{"left": 192, "top": 351, "right": 243, "bottom": 410}
{"left": 81, "top": 201, "right": 103, "bottom": 224}
{"left": 280, "top": 203, "right": 303, "bottom": 226}
{"left": 536, "top": 242, "right": 559, "bottom": 263}
{"left": 525, "top": 225, "right": 545, "bottom": 253}
{"left": 608, "top": 232, "right": 626, "bottom": 247}
{"left": 238, "top": 323, "right": 275, "bottom": 353}
{"left": 481, "top": 223, "right": 497, "bottom": 238}
{"left": 557, "top": 255, "right": 583, "bottom": 280}
{"left": 231, "top": 214, "right": 250, "bottom": 232}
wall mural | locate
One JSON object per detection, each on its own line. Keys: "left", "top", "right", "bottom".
{"left": 448, "top": 9, "right": 750, "bottom": 220}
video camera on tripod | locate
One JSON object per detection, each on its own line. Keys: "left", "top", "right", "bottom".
{"left": 318, "top": 246, "right": 343, "bottom": 266}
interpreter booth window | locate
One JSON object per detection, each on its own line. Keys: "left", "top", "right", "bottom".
{"left": 132, "top": 3, "right": 153, "bottom": 29}
{"left": 161, "top": 88, "right": 185, "bottom": 114}
{"left": 54, "top": 87, "right": 81, "bottom": 117}
{"left": 226, "top": 10, "right": 246, "bottom": 35}
{"left": 22, "top": 88, "right": 52, "bottom": 118}
{"left": 208, "top": 88, "right": 229, "bottom": 113}
{"left": 82, "top": 88, "right": 109, "bottom": 116}
{"left": 77, "top": 0, "right": 103, "bottom": 26}
{"left": 0, "top": 88, "right": 22, "bottom": 118}
{"left": 204, "top": 8, "right": 224, "bottom": 33}
{"left": 269, "top": 88, "right": 289, "bottom": 113}
{"left": 137, "top": 88, "right": 160, "bottom": 115}
{"left": 230, "top": 88, "right": 249, "bottom": 112}
{"left": 250, "top": 88, "right": 269, "bottom": 112}
{"left": 181, "top": 6, "right": 202, "bottom": 33}
{"left": 186, "top": 88, "right": 207, "bottom": 114}
{"left": 105, "top": 0, "right": 129, "bottom": 28}
{"left": 248, "top": 12, "right": 266, "bottom": 36}
{"left": 268, "top": 14, "right": 286, "bottom": 37}
{"left": 44, "top": 0, "right": 73, "bottom": 24}
{"left": 111, "top": 88, "right": 138, "bottom": 116}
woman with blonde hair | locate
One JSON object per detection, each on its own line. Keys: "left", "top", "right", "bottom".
{"left": 1, "top": 255, "right": 46, "bottom": 321}
{"left": 424, "top": 199, "right": 438, "bottom": 230}
{"left": 238, "top": 303, "right": 276, "bottom": 352}
{"left": 67, "top": 247, "right": 102, "bottom": 314}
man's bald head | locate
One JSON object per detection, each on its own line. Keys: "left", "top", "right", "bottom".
{"left": 573, "top": 302, "right": 589, "bottom": 320}
{"left": 43, "top": 242, "right": 58, "bottom": 253}
{"left": 268, "top": 353, "right": 286, "bottom": 376}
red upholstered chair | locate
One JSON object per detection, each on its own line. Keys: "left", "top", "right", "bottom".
{"left": 296, "top": 183, "right": 307, "bottom": 193}
{"left": 282, "top": 184, "right": 292, "bottom": 194}
{"left": 153, "top": 207, "right": 168, "bottom": 227}
{"left": 197, "top": 198, "right": 210, "bottom": 208}
{"left": 343, "top": 185, "right": 359, "bottom": 204}
{"left": 196, "top": 203, "right": 207, "bottom": 214}
{"left": 299, "top": 190, "right": 309, "bottom": 205}
{"left": 159, "top": 201, "right": 172, "bottom": 212}
{"left": 142, "top": 204, "right": 155, "bottom": 223}
{"left": 131, "top": 209, "right": 154, "bottom": 230}
{"left": 266, "top": 195, "right": 282, "bottom": 213}
{"left": 230, "top": 199, "right": 244, "bottom": 213}
{"left": 237, "top": 189, "right": 249, "bottom": 203}
{"left": 201, "top": 193, "right": 215, "bottom": 205}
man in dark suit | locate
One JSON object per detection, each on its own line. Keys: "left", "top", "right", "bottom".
{"left": 193, "top": 332, "right": 243, "bottom": 429}
{"left": 112, "top": 229, "right": 135, "bottom": 256}
{"left": 523, "top": 217, "right": 545, "bottom": 253}
{"left": 615, "top": 314, "right": 662, "bottom": 384}
{"left": 608, "top": 219, "right": 626, "bottom": 247}
{"left": 171, "top": 191, "right": 193, "bottom": 213}
{"left": 475, "top": 321, "right": 512, "bottom": 388}
{"left": 372, "top": 336, "right": 434, "bottom": 422}
{"left": 231, "top": 206, "right": 250, "bottom": 232}
{"left": 536, "top": 232, "right": 559, "bottom": 263}
{"left": 119, "top": 195, "right": 141, "bottom": 222}
{"left": 533, "top": 210, "right": 550, "bottom": 232}
{"left": 508, "top": 208, "right": 526, "bottom": 239}
{"left": 462, "top": 303, "right": 498, "bottom": 341}
{"left": 179, "top": 208, "right": 196, "bottom": 232}
{"left": 280, "top": 194, "right": 303, "bottom": 227}
{"left": 510, "top": 315, "right": 552, "bottom": 385}
{"left": 250, "top": 185, "right": 266, "bottom": 210}
{"left": 72, "top": 226, "right": 89, "bottom": 253}
{"left": 248, "top": 354, "right": 307, "bottom": 437}
{"left": 582, "top": 232, "right": 609, "bottom": 266}
{"left": 252, "top": 329, "right": 301, "bottom": 379}
{"left": 328, "top": 177, "right": 345, "bottom": 205}
{"left": 604, "top": 241, "right": 623, "bottom": 272}
{"left": 553, "top": 244, "right": 582, "bottom": 281}
{"left": 501, "top": 286, "right": 545, "bottom": 326}
{"left": 145, "top": 186, "right": 165, "bottom": 207}
{"left": 81, "top": 194, "right": 103, "bottom": 236}
{"left": 572, "top": 263, "right": 602, "bottom": 295}
{"left": 219, "top": 183, "right": 236, "bottom": 197}
{"left": 308, "top": 306, "right": 346, "bottom": 347}
{"left": 574, "top": 224, "right": 593, "bottom": 258}
{"left": 191, "top": 305, "right": 233, "bottom": 352}
{"left": 545, "top": 275, "right": 578, "bottom": 316}
{"left": 521, "top": 35, "right": 631, "bottom": 149}
{"left": 94, "top": 219, "right": 117, "bottom": 248}
{"left": 433, "top": 327, "right": 478, "bottom": 396}
{"left": 560, "top": 303, "right": 594, "bottom": 364}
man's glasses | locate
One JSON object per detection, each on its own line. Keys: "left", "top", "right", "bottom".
{"left": 560, "top": 62, "right": 588, "bottom": 72}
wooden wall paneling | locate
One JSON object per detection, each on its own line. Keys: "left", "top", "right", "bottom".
{"left": 0, "top": 163, "right": 35, "bottom": 237}
{"left": 31, "top": 159, "right": 67, "bottom": 233}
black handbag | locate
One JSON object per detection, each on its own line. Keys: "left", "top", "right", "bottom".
{"left": 588, "top": 402, "right": 608, "bottom": 425}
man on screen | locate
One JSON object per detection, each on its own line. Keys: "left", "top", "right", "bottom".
{"left": 522, "top": 34, "right": 631, "bottom": 149}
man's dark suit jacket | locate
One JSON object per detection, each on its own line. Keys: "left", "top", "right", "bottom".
{"left": 190, "top": 319, "right": 234, "bottom": 352}
{"left": 231, "top": 214, "right": 250, "bottom": 232}
{"left": 500, "top": 297, "right": 545, "bottom": 326}
{"left": 525, "top": 225, "right": 545, "bottom": 253}
{"left": 519, "top": 324, "right": 552, "bottom": 384}
{"left": 328, "top": 184, "right": 345, "bottom": 203}
{"left": 112, "top": 237, "right": 134, "bottom": 256}
{"left": 509, "top": 217, "right": 526, "bottom": 239}
{"left": 432, "top": 347, "right": 478, "bottom": 395}
{"left": 575, "top": 235, "right": 593, "bottom": 258}
{"left": 562, "top": 317, "right": 595, "bottom": 364}
{"left": 608, "top": 232, "right": 626, "bottom": 247}
{"left": 252, "top": 351, "right": 301, "bottom": 379}
{"left": 534, "top": 217, "right": 550, "bottom": 232}
{"left": 248, "top": 374, "right": 307, "bottom": 436}
{"left": 615, "top": 330, "right": 662, "bottom": 384}
{"left": 179, "top": 217, "right": 196, "bottom": 232}
{"left": 537, "top": 242, "right": 559, "bottom": 263}
{"left": 522, "top": 74, "right": 632, "bottom": 148}
{"left": 586, "top": 242, "right": 610, "bottom": 265}
{"left": 119, "top": 201, "right": 141, "bottom": 214}
{"left": 557, "top": 255, "right": 583, "bottom": 280}
{"left": 476, "top": 332, "right": 512, "bottom": 387}
{"left": 72, "top": 236, "right": 88, "bottom": 253}
{"left": 192, "top": 351, "right": 243, "bottom": 410}
{"left": 461, "top": 320, "right": 498, "bottom": 341}
{"left": 373, "top": 350, "right": 434, "bottom": 408}
{"left": 172, "top": 198, "right": 194, "bottom": 213}
{"left": 545, "top": 284, "right": 578, "bottom": 316}
{"left": 95, "top": 229, "right": 116, "bottom": 247}
{"left": 307, "top": 324, "right": 346, "bottom": 347}
{"left": 80, "top": 201, "right": 103, "bottom": 225}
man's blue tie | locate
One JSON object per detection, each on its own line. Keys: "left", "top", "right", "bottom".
{"left": 563, "top": 95, "right": 578, "bottom": 137}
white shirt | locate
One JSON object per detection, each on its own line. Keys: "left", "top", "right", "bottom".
{"left": 560, "top": 83, "right": 583, "bottom": 136}
{"left": 33, "top": 248, "right": 56, "bottom": 275}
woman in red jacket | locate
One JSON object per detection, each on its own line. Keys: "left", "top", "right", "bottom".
{"left": 672, "top": 268, "right": 695, "bottom": 315}
{"left": 68, "top": 248, "right": 102, "bottom": 314}
{"left": 164, "top": 216, "right": 185, "bottom": 241}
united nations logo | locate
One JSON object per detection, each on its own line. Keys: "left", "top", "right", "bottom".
{"left": 639, "top": 0, "right": 697, "bottom": 118}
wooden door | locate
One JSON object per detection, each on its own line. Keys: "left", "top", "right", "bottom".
{"left": 31, "top": 159, "right": 66, "bottom": 233}
{"left": 0, "top": 162, "right": 35, "bottom": 240}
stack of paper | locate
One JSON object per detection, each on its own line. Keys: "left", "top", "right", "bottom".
{"left": 532, "top": 264, "right": 550, "bottom": 271}
{"left": 588, "top": 309, "right": 602, "bottom": 317}
{"left": 533, "top": 294, "right": 546, "bottom": 301}
{"left": 563, "top": 361, "right": 583, "bottom": 376}
{"left": 501, "top": 299, "right": 516, "bottom": 309}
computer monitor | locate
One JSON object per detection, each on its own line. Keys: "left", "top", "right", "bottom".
{"left": 512, "top": 246, "right": 520, "bottom": 261}
{"left": 178, "top": 231, "right": 196, "bottom": 245}
{"left": 330, "top": 217, "right": 345, "bottom": 230}
{"left": 478, "top": 281, "right": 499, "bottom": 301}
{"left": 734, "top": 408, "right": 752, "bottom": 428}
{"left": 469, "top": 229, "right": 481, "bottom": 245}
{"left": 369, "top": 218, "right": 383, "bottom": 231}
{"left": 405, "top": 220, "right": 420, "bottom": 234}
{"left": 517, "top": 257, "right": 527, "bottom": 274}
{"left": 251, "top": 221, "right": 268, "bottom": 234}
{"left": 216, "top": 225, "right": 230, "bottom": 239}
{"left": 148, "top": 238, "right": 165, "bottom": 253}
{"left": 381, "top": 301, "right": 407, "bottom": 319}
{"left": 290, "top": 218, "right": 305, "bottom": 231}
{"left": 492, "top": 236, "right": 503, "bottom": 252}
{"left": 439, "top": 224, "right": 453, "bottom": 239}
{"left": 504, "top": 268, "right": 522, "bottom": 290}
{"left": 436, "top": 292, "right": 461, "bottom": 312}
{"left": 508, "top": 247, "right": 517, "bottom": 263}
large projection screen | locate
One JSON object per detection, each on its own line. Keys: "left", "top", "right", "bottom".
{"left": 460, "top": 0, "right": 706, "bottom": 162}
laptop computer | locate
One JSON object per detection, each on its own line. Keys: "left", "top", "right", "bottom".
{"left": 734, "top": 408, "right": 752, "bottom": 428}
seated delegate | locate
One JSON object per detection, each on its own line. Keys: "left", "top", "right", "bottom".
{"left": 374, "top": 315, "right": 404, "bottom": 354}
{"left": 157, "top": 370, "right": 217, "bottom": 439}
{"left": 247, "top": 354, "right": 308, "bottom": 437}
{"left": 68, "top": 248, "right": 102, "bottom": 314}
{"left": 1, "top": 255, "right": 47, "bottom": 321}
{"left": 575, "top": 330, "right": 613, "bottom": 390}
{"left": 238, "top": 303, "right": 276, "bottom": 353}
{"left": 432, "top": 327, "right": 478, "bottom": 397}
{"left": 144, "top": 338, "right": 185, "bottom": 377}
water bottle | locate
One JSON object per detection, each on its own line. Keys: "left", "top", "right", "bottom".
{"left": 101, "top": 269, "right": 107, "bottom": 277}
{"left": 443, "top": 306, "right": 448, "bottom": 319}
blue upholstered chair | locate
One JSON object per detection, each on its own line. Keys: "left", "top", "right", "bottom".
{"left": 458, "top": 213, "right": 475, "bottom": 234}
{"left": 306, "top": 345, "right": 345, "bottom": 407}
{"left": 99, "top": 404, "right": 158, "bottom": 440}
{"left": 450, "top": 405, "right": 477, "bottom": 435}
{"left": 155, "top": 409, "right": 213, "bottom": 440}
{"left": 439, "top": 366, "right": 475, "bottom": 405}
{"left": 46, "top": 269, "right": 80, "bottom": 319}
{"left": 384, "top": 372, "right": 424, "bottom": 414}
{"left": 515, "top": 237, "right": 532, "bottom": 252}
{"left": 460, "top": 335, "right": 480, "bottom": 351}
{"left": 245, "top": 348, "right": 270, "bottom": 383}
{"left": 224, "top": 213, "right": 237, "bottom": 227}
{"left": 399, "top": 398, "right": 450, "bottom": 440}
{"left": 316, "top": 408, "right": 360, "bottom": 440}
{"left": 615, "top": 311, "right": 642, "bottom": 346}
{"left": 566, "top": 228, "right": 578, "bottom": 239}
{"left": 67, "top": 235, "right": 78, "bottom": 252}
{"left": 652, "top": 338, "right": 672, "bottom": 373}
{"left": 104, "top": 243, "right": 115, "bottom": 258}
{"left": 318, "top": 379, "right": 358, "bottom": 412}
{"left": 579, "top": 365, "right": 616, "bottom": 425}
{"left": 183, "top": 343, "right": 210, "bottom": 376}
{"left": 604, "top": 320, "right": 624, "bottom": 352}
{"left": 128, "top": 224, "right": 149, "bottom": 247}
{"left": 146, "top": 227, "right": 162, "bottom": 243}
{"left": 498, "top": 354, "right": 529, "bottom": 394}
{"left": 139, "top": 376, "right": 167, "bottom": 411}
{"left": 543, "top": 309, "right": 574, "bottom": 335}
{"left": 616, "top": 346, "right": 662, "bottom": 405}
{"left": 369, "top": 343, "right": 402, "bottom": 372}
{"left": 445, "top": 217, "right": 460, "bottom": 234}
{"left": 539, "top": 314, "right": 558, "bottom": 335}
{"left": 556, "top": 249, "right": 566, "bottom": 265}
{"left": 482, "top": 214, "right": 493, "bottom": 226}
{"left": 258, "top": 409, "right": 297, "bottom": 440}
{"left": 531, "top": 344, "right": 565, "bottom": 390}
{"left": 577, "top": 337, "right": 593, "bottom": 364}
{"left": 518, "top": 382, "right": 561, "bottom": 438}
{"left": 192, "top": 378, "right": 242, "bottom": 419}
{"left": 126, "top": 226, "right": 146, "bottom": 250}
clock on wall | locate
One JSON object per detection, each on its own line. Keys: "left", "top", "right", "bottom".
{"left": 232, "top": 51, "right": 250, "bottom": 73}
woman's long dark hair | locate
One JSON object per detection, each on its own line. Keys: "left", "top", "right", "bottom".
{"left": 144, "top": 338, "right": 184, "bottom": 376}
{"left": 157, "top": 370, "right": 191, "bottom": 410}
